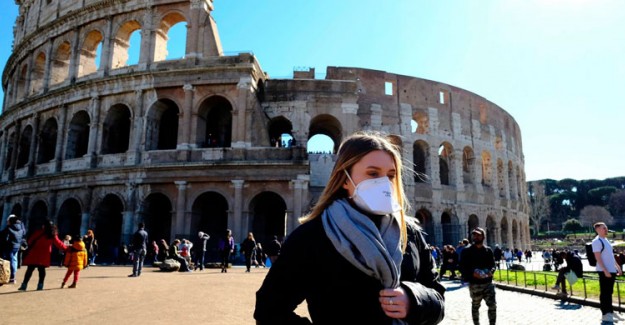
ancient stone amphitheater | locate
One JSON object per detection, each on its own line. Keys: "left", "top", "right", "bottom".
{"left": 1, "top": 0, "right": 529, "bottom": 261}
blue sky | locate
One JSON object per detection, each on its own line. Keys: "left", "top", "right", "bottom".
{"left": 1, "top": 0, "right": 624, "bottom": 181}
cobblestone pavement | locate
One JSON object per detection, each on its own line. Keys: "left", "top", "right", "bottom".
{"left": 0, "top": 265, "right": 618, "bottom": 324}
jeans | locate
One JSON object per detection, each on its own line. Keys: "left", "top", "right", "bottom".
{"left": 598, "top": 271, "right": 616, "bottom": 315}
{"left": 194, "top": 251, "right": 206, "bottom": 270}
{"left": 132, "top": 249, "right": 146, "bottom": 276}
{"left": 4, "top": 247, "right": 19, "bottom": 281}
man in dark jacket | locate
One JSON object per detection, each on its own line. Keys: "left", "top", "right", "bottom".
{"left": 128, "top": 222, "right": 148, "bottom": 277}
{"left": 460, "top": 227, "right": 496, "bottom": 325}
{"left": 552, "top": 250, "right": 583, "bottom": 297}
{"left": 193, "top": 231, "right": 210, "bottom": 271}
{"left": 1, "top": 215, "right": 26, "bottom": 284}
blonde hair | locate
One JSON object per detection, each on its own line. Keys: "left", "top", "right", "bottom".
{"left": 299, "top": 131, "right": 409, "bottom": 251}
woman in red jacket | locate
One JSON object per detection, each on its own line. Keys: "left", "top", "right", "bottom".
{"left": 18, "top": 220, "right": 67, "bottom": 291}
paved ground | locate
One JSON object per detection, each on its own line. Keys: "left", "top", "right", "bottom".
{"left": 0, "top": 264, "right": 619, "bottom": 324}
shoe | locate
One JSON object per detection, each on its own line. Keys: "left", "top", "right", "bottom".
{"left": 68, "top": 283, "right": 76, "bottom": 289}
{"left": 128, "top": 274, "right": 137, "bottom": 277}
{"left": 551, "top": 285, "right": 559, "bottom": 290}
{"left": 36, "top": 283, "right": 44, "bottom": 291}
{"left": 61, "top": 282, "right": 65, "bottom": 289}
{"left": 615, "top": 313, "right": 625, "bottom": 321}
{"left": 18, "top": 283, "right": 27, "bottom": 291}
{"left": 8, "top": 279, "right": 15, "bottom": 284}
{"left": 603, "top": 313, "right": 614, "bottom": 322}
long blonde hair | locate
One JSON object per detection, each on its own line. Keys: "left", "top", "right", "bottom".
{"left": 300, "top": 131, "right": 409, "bottom": 251}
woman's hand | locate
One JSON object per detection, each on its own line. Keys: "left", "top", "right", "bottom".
{"left": 379, "top": 287, "right": 410, "bottom": 319}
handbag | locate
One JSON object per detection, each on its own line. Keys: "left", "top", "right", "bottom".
{"left": 564, "top": 270, "right": 578, "bottom": 286}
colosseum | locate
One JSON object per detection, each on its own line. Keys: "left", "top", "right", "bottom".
{"left": 1, "top": 0, "right": 529, "bottom": 262}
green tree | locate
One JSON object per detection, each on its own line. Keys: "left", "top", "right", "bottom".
{"left": 562, "top": 218, "right": 584, "bottom": 232}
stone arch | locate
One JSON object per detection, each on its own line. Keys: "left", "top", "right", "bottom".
{"left": 30, "top": 52, "right": 46, "bottom": 95}
{"left": 94, "top": 193, "right": 125, "bottom": 263}
{"left": 17, "top": 64, "right": 27, "bottom": 100}
{"left": 197, "top": 96, "right": 233, "bottom": 148}
{"left": 413, "top": 140, "right": 429, "bottom": 183}
{"left": 112, "top": 20, "right": 142, "bottom": 69}
{"left": 101, "top": 104, "right": 132, "bottom": 154}
{"left": 66, "top": 110, "right": 90, "bottom": 159}
{"left": 467, "top": 214, "right": 479, "bottom": 238}
{"left": 37, "top": 117, "right": 58, "bottom": 164}
{"left": 486, "top": 215, "right": 497, "bottom": 246}
{"left": 140, "top": 193, "right": 173, "bottom": 244}
{"left": 17, "top": 125, "right": 33, "bottom": 169}
{"left": 308, "top": 114, "right": 342, "bottom": 153}
{"left": 50, "top": 41, "right": 71, "bottom": 85}
{"left": 415, "top": 208, "right": 434, "bottom": 244}
{"left": 501, "top": 217, "right": 509, "bottom": 248}
{"left": 481, "top": 150, "right": 492, "bottom": 187}
{"left": 191, "top": 191, "right": 229, "bottom": 260}
{"left": 462, "top": 146, "right": 475, "bottom": 185}
{"left": 5, "top": 132, "right": 16, "bottom": 171}
{"left": 78, "top": 30, "right": 104, "bottom": 77}
{"left": 57, "top": 198, "right": 82, "bottom": 238}
{"left": 146, "top": 99, "right": 179, "bottom": 150}
{"left": 250, "top": 191, "right": 287, "bottom": 248}
{"left": 154, "top": 12, "right": 187, "bottom": 62}
{"left": 29, "top": 200, "right": 49, "bottom": 233}
{"left": 440, "top": 210, "right": 462, "bottom": 246}
{"left": 438, "top": 142, "right": 454, "bottom": 186}
{"left": 497, "top": 158, "right": 505, "bottom": 197}
{"left": 268, "top": 116, "right": 293, "bottom": 148}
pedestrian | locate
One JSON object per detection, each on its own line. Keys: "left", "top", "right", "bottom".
{"left": 551, "top": 250, "right": 583, "bottom": 297}
{"left": 128, "top": 222, "right": 148, "bottom": 277}
{"left": 254, "top": 132, "right": 445, "bottom": 324}
{"left": 83, "top": 229, "right": 98, "bottom": 266}
{"left": 18, "top": 219, "right": 67, "bottom": 291}
{"left": 193, "top": 231, "right": 210, "bottom": 271}
{"left": 265, "top": 235, "right": 281, "bottom": 265}
{"left": 241, "top": 232, "right": 257, "bottom": 272}
{"left": 0, "top": 214, "right": 26, "bottom": 285}
{"left": 440, "top": 245, "right": 458, "bottom": 280}
{"left": 460, "top": 227, "right": 496, "bottom": 325}
{"left": 503, "top": 248, "right": 513, "bottom": 269}
{"left": 592, "top": 222, "right": 624, "bottom": 323}
{"left": 61, "top": 235, "right": 88, "bottom": 288}
{"left": 493, "top": 244, "right": 502, "bottom": 270}
{"left": 254, "top": 243, "right": 266, "bottom": 268}
{"left": 218, "top": 229, "right": 234, "bottom": 273}
{"left": 169, "top": 239, "right": 192, "bottom": 272}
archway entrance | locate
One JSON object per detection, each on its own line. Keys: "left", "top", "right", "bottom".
{"left": 250, "top": 192, "right": 287, "bottom": 249}
{"left": 57, "top": 198, "right": 82, "bottom": 238}
{"left": 141, "top": 193, "right": 173, "bottom": 244}
{"left": 191, "top": 192, "right": 229, "bottom": 261}
{"left": 94, "top": 194, "right": 124, "bottom": 263}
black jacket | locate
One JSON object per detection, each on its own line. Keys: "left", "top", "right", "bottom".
{"left": 459, "top": 244, "right": 496, "bottom": 284}
{"left": 254, "top": 216, "right": 445, "bottom": 325}
{"left": 566, "top": 253, "right": 583, "bottom": 277}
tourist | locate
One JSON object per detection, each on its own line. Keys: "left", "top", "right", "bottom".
{"left": 169, "top": 239, "right": 191, "bottom": 272}
{"left": 254, "top": 132, "right": 445, "bottom": 324}
{"left": 254, "top": 243, "right": 266, "bottom": 268}
{"left": 218, "top": 229, "right": 234, "bottom": 273}
{"left": 83, "top": 229, "right": 98, "bottom": 266}
{"left": 493, "top": 244, "right": 502, "bottom": 270}
{"left": 592, "top": 222, "right": 624, "bottom": 323}
{"left": 265, "top": 235, "right": 281, "bottom": 265}
{"left": 440, "top": 245, "right": 458, "bottom": 280}
{"left": 193, "top": 231, "right": 210, "bottom": 271}
{"left": 240, "top": 232, "right": 257, "bottom": 272}
{"left": 551, "top": 250, "right": 582, "bottom": 297}
{"left": 18, "top": 219, "right": 67, "bottom": 291}
{"left": 0, "top": 214, "right": 26, "bottom": 284}
{"left": 61, "top": 235, "right": 88, "bottom": 288}
{"left": 460, "top": 227, "right": 497, "bottom": 325}
{"left": 128, "top": 222, "right": 148, "bottom": 277}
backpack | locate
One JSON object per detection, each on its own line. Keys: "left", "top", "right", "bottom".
{"left": 586, "top": 239, "right": 605, "bottom": 267}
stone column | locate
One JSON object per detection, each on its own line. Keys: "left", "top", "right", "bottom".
{"left": 123, "top": 183, "right": 137, "bottom": 242}
{"left": 429, "top": 146, "right": 441, "bottom": 188}
{"left": 231, "top": 180, "right": 244, "bottom": 236}
{"left": 48, "top": 190, "right": 58, "bottom": 223}
{"left": 232, "top": 77, "right": 254, "bottom": 148}
{"left": 80, "top": 187, "right": 94, "bottom": 236}
{"left": 177, "top": 84, "right": 194, "bottom": 150}
{"left": 129, "top": 89, "right": 144, "bottom": 165}
{"left": 342, "top": 103, "right": 359, "bottom": 137}
{"left": 101, "top": 17, "right": 114, "bottom": 76}
{"left": 290, "top": 177, "right": 308, "bottom": 233}
{"left": 187, "top": 0, "right": 202, "bottom": 61}
{"left": 8, "top": 122, "right": 21, "bottom": 181}
{"left": 27, "top": 114, "right": 40, "bottom": 176}
{"left": 87, "top": 96, "right": 100, "bottom": 168}
{"left": 370, "top": 104, "right": 382, "bottom": 130}
{"left": 68, "top": 27, "right": 80, "bottom": 84}
{"left": 453, "top": 148, "right": 464, "bottom": 191}
{"left": 54, "top": 105, "right": 68, "bottom": 171}
{"left": 43, "top": 40, "right": 53, "bottom": 92}
{"left": 0, "top": 128, "right": 8, "bottom": 176}
{"left": 174, "top": 181, "right": 188, "bottom": 239}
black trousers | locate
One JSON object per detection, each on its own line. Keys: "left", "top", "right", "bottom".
{"left": 598, "top": 271, "right": 616, "bottom": 315}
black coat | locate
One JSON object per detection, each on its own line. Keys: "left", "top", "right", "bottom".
{"left": 254, "top": 216, "right": 445, "bottom": 325}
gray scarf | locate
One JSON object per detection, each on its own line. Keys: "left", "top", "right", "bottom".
{"left": 322, "top": 199, "right": 403, "bottom": 289}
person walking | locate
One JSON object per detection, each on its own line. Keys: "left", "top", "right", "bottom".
{"left": 460, "top": 227, "right": 496, "bottom": 325}
{"left": 83, "top": 230, "right": 98, "bottom": 266}
{"left": 592, "top": 222, "right": 624, "bottom": 323}
{"left": 193, "top": 231, "right": 210, "bottom": 271}
{"left": 18, "top": 219, "right": 67, "bottom": 291}
{"left": 61, "top": 235, "right": 88, "bottom": 288}
{"left": 254, "top": 132, "right": 445, "bottom": 324}
{"left": 128, "top": 222, "right": 148, "bottom": 277}
{"left": 218, "top": 229, "right": 234, "bottom": 273}
{"left": 240, "top": 232, "right": 257, "bottom": 272}
{"left": 0, "top": 214, "right": 26, "bottom": 284}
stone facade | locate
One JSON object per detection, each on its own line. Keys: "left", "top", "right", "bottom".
{"left": 0, "top": 0, "right": 529, "bottom": 261}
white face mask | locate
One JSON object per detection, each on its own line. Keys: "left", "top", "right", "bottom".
{"left": 344, "top": 170, "right": 401, "bottom": 215}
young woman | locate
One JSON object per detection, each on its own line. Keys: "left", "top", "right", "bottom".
{"left": 19, "top": 220, "right": 67, "bottom": 291}
{"left": 254, "top": 132, "right": 445, "bottom": 324}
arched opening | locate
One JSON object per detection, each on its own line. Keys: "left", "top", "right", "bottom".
{"left": 5, "top": 132, "right": 16, "bottom": 171}
{"left": 30, "top": 52, "right": 46, "bottom": 95}
{"left": 415, "top": 208, "right": 434, "bottom": 244}
{"left": 438, "top": 142, "right": 453, "bottom": 186}
{"left": 112, "top": 20, "right": 142, "bottom": 69}
{"left": 250, "top": 192, "right": 287, "bottom": 249}
{"left": 17, "top": 125, "right": 33, "bottom": 169}
{"left": 57, "top": 198, "right": 82, "bottom": 239}
{"left": 146, "top": 99, "right": 179, "bottom": 150}
{"left": 307, "top": 134, "right": 334, "bottom": 153}
{"left": 197, "top": 96, "right": 232, "bottom": 148}
{"left": 501, "top": 217, "right": 509, "bottom": 247}
{"left": 66, "top": 111, "right": 90, "bottom": 159}
{"left": 516, "top": 166, "right": 523, "bottom": 199}
{"left": 155, "top": 13, "right": 187, "bottom": 61}
{"left": 141, "top": 193, "right": 173, "bottom": 245}
{"left": 29, "top": 200, "right": 49, "bottom": 234}
{"left": 467, "top": 214, "right": 479, "bottom": 239}
{"left": 268, "top": 116, "right": 293, "bottom": 148}
{"left": 191, "top": 192, "right": 229, "bottom": 261}
{"left": 512, "top": 220, "right": 519, "bottom": 249}
{"left": 462, "top": 147, "right": 475, "bottom": 185}
{"left": 50, "top": 41, "right": 71, "bottom": 85}
{"left": 37, "top": 118, "right": 58, "bottom": 164}
{"left": 78, "top": 30, "right": 104, "bottom": 77}
{"left": 308, "top": 114, "right": 342, "bottom": 153}
{"left": 413, "top": 140, "right": 429, "bottom": 183}
{"left": 481, "top": 151, "right": 492, "bottom": 187}
{"left": 17, "top": 65, "right": 27, "bottom": 100}
{"left": 486, "top": 215, "right": 497, "bottom": 246}
{"left": 101, "top": 104, "right": 131, "bottom": 154}
{"left": 440, "top": 211, "right": 462, "bottom": 246}
{"left": 497, "top": 159, "right": 505, "bottom": 198}
{"left": 94, "top": 194, "right": 124, "bottom": 263}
